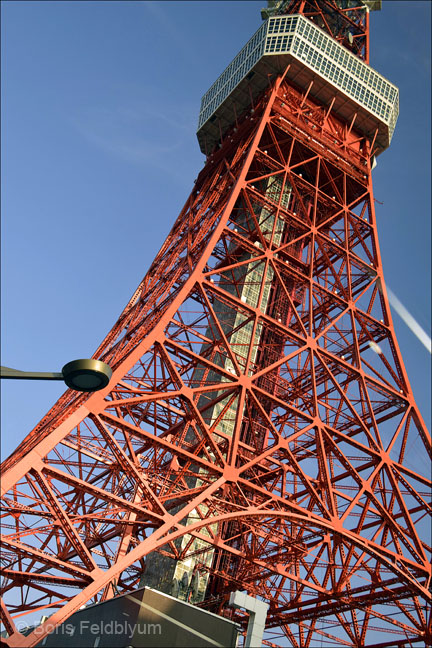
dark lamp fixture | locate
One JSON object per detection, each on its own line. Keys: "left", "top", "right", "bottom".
{"left": 61, "top": 359, "right": 112, "bottom": 392}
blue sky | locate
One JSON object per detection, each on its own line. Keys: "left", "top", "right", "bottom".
{"left": 1, "top": 1, "right": 431, "bottom": 462}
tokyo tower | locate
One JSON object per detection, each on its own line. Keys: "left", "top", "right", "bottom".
{"left": 1, "top": 1, "right": 431, "bottom": 646}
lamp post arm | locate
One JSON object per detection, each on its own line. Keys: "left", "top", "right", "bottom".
{"left": 0, "top": 367, "right": 64, "bottom": 380}
{"left": 0, "top": 359, "right": 112, "bottom": 392}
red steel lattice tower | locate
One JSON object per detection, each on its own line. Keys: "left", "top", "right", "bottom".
{"left": 1, "top": 1, "right": 431, "bottom": 646}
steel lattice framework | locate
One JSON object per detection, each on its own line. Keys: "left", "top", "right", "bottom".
{"left": 1, "top": 2, "right": 431, "bottom": 647}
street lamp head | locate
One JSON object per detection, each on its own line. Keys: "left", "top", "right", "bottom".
{"left": 61, "top": 359, "right": 112, "bottom": 392}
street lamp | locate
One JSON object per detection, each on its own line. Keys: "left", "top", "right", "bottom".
{"left": 0, "top": 359, "right": 112, "bottom": 392}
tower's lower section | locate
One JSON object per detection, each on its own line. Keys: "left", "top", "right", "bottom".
{"left": 1, "top": 72, "right": 431, "bottom": 648}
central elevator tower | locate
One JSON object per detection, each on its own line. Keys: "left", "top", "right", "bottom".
{"left": 1, "top": 2, "right": 431, "bottom": 647}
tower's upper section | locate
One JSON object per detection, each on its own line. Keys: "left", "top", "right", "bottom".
{"left": 197, "top": 4, "right": 398, "bottom": 157}
{"left": 261, "top": 0, "right": 380, "bottom": 61}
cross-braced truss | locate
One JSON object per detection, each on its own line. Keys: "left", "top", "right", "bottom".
{"left": 1, "top": 61, "right": 431, "bottom": 648}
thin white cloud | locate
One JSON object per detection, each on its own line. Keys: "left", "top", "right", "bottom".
{"left": 142, "top": 1, "right": 195, "bottom": 57}
{"left": 71, "top": 94, "right": 200, "bottom": 179}
{"left": 386, "top": 286, "right": 432, "bottom": 354}
{"left": 77, "top": 123, "right": 180, "bottom": 162}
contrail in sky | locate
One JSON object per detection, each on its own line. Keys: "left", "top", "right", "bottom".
{"left": 386, "top": 286, "right": 432, "bottom": 354}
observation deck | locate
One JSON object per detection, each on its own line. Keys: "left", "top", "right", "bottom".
{"left": 197, "top": 14, "right": 398, "bottom": 156}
